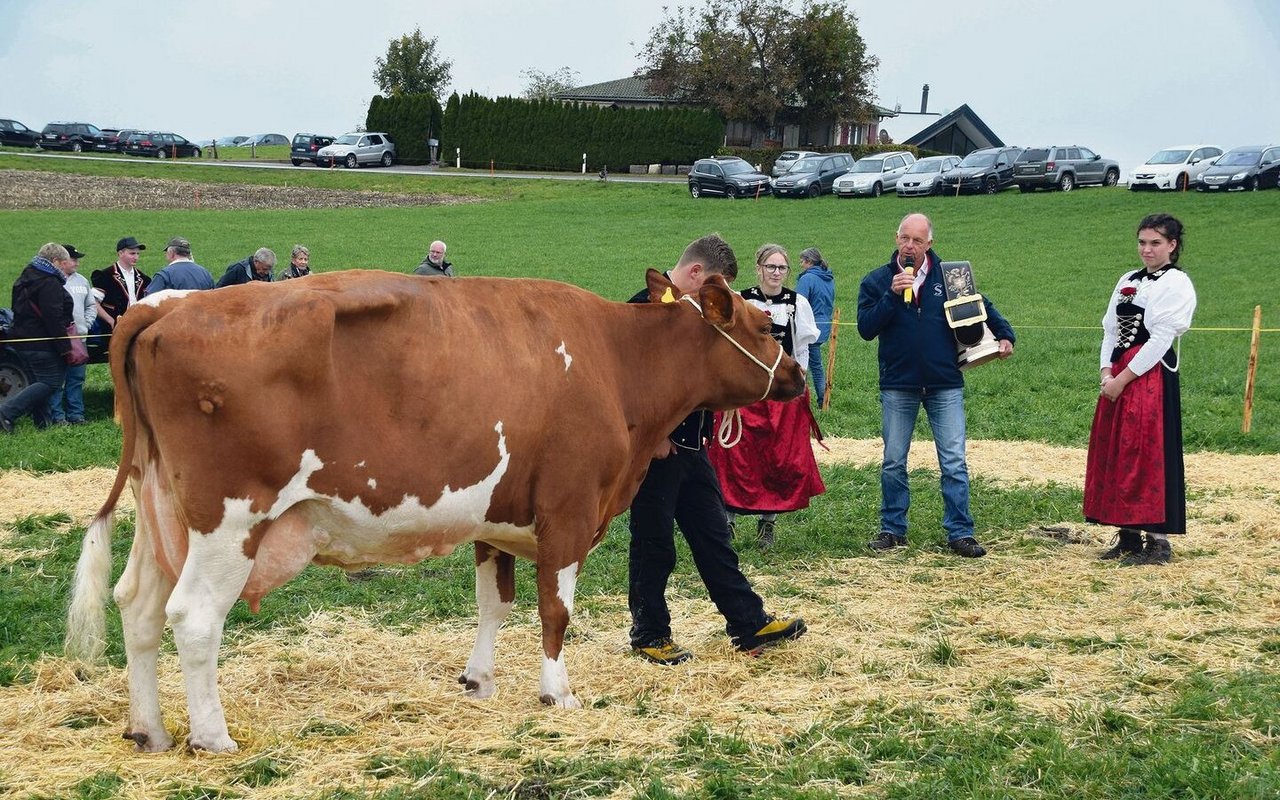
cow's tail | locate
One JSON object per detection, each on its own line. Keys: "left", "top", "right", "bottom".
{"left": 65, "top": 301, "right": 164, "bottom": 663}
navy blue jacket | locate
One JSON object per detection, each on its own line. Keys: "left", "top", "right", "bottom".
{"left": 217, "top": 255, "right": 273, "bottom": 288}
{"left": 857, "top": 249, "right": 1015, "bottom": 390}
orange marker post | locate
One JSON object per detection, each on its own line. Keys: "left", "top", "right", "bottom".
{"left": 1242, "top": 305, "right": 1262, "bottom": 433}
{"left": 821, "top": 309, "right": 840, "bottom": 410}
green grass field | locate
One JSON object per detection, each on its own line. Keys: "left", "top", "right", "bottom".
{"left": 1, "top": 153, "right": 1276, "bottom": 466}
{"left": 1, "top": 156, "right": 1278, "bottom": 799}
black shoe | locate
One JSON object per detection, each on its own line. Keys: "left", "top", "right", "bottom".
{"left": 868, "top": 531, "right": 906, "bottom": 551}
{"left": 1099, "top": 528, "right": 1143, "bottom": 560}
{"left": 757, "top": 518, "right": 776, "bottom": 551}
{"left": 0, "top": 416, "right": 13, "bottom": 435}
{"left": 1122, "top": 535, "right": 1171, "bottom": 566}
{"left": 732, "top": 614, "right": 807, "bottom": 654}
{"left": 949, "top": 537, "right": 987, "bottom": 558}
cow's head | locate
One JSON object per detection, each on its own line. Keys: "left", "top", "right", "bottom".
{"left": 646, "top": 269, "right": 805, "bottom": 408}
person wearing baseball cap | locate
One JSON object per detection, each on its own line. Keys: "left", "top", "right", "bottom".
{"left": 88, "top": 236, "right": 151, "bottom": 360}
{"left": 146, "top": 236, "right": 214, "bottom": 294}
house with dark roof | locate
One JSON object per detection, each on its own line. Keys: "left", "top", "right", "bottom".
{"left": 553, "top": 76, "right": 897, "bottom": 149}
{"left": 874, "top": 87, "right": 1005, "bottom": 156}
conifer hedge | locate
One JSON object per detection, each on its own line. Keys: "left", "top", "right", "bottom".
{"left": 370, "top": 92, "right": 722, "bottom": 170}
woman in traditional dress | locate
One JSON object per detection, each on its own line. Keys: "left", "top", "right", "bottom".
{"left": 1084, "top": 213, "right": 1196, "bottom": 565}
{"left": 708, "top": 244, "right": 825, "bottom": 550}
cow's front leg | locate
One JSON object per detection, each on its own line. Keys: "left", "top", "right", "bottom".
{"left": 460, "top": 542, "right": 514, "bottom": 699}
{"left": 167, "top": 526, "right": 254, "bottom": 753}
{"left": 536, "top": 559, "right": 581, "bottom": 709}
{"left": 114, "top": 512, "right": 176, "bottom": 752}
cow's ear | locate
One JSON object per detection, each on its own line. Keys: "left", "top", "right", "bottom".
{"left": 699, "top": 280, "right": 736, "bottom": 330}
{"left": 646, "top": 268, "right": 679, "bottom": 304}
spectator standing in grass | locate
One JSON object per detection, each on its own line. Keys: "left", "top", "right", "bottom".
{"left": 217, "top": 247, "right": 276, "bottom": 287}
{"left": 795, "top": 246, "right": 835, "bottom": 405}
{"left": 88, "top": 236, "right": 150, "bottom": 360}
{"left": 276, "top": 245, "right": 312, "bottom": 280}
{"left": 1085, "top": 213, "right": 1196, "bottom": 566}
{"left": 145, "top": 237, "right": 214, "bottom": 294}
{"left": 857, "top": 213, "right": 1015, "bottom": 559}
{"left": 708, "top": 243, "right": 825, "bottom": 551}
{"left": 413, "top": 240, "right": 454, "bottom": 277}
{"left": 48, "top": 244, "right": 95, "bottom": 425}
{"left": 626, "top": 233, "right": 807, "bottom": 665}
{"left": 2, "top": 243, "right": 75, "bottom": 434}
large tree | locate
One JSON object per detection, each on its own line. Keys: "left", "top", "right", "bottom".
{"left": 637, "top": 0, "right": 878, "bottom": 130}
{"left": 373, "top": 27, "right": 453, "bottom": 98}
{"left": 520, "top": 67, "right": 580, "bottom": 101}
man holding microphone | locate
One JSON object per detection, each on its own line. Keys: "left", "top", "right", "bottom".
{"left": 856, "top": 213, "right": 1016, "bottom": 558}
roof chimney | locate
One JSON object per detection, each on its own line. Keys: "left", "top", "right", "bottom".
{"left": 920, "top": 84, "right": 930, "bottom": 114}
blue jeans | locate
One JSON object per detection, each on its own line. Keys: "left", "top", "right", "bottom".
{"left": 879, "top": 387, "right": 973, "bottom": 541}
{"left": 808, "top": 343, "right": 826, "bottom": 404}
{"left": 48, "top": 363, "right": 87, "bottom": 422}
{"left": 1, "top": 349, "right": 66, "bottom": 430}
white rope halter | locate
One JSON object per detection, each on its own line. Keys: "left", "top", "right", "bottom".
{"left": 679, "top": 295, "right": 785, "bottom": 448}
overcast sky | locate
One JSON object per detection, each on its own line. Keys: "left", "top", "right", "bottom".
{"left": 2, "top": 0, "right": 1277, "bottom": 173}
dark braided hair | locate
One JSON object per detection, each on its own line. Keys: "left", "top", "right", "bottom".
{"left": 1137, "top": 213, "right": 1185, "bottom": 264}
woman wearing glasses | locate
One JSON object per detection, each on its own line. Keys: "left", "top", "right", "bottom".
{"left": 708, "top": 243, "right": 825, "bottom": 550}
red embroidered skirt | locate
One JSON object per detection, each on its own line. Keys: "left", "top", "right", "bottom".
{"left": 708, "top": 393, "right": 826, "bottom": 514}
{"left": 1083, "top": 346, "right": 1185, "bottom": 532}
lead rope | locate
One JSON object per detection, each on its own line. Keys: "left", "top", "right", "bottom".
{"left": 679, "top": 295, "right": 785, "bottom": 449}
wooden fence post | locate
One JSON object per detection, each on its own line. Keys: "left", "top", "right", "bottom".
{"left": 1242, "top": 305, "right": 1262, "bottom": 433}
{"left": 822, "top": 309, "right": 840, "bottom": 410}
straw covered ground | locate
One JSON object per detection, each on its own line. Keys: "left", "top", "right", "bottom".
{"left": 1, "top": 439, "right": 1278, "bottom": 798}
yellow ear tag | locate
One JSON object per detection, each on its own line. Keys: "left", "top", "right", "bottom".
{"left": 660, "top": 287, "right": 676, "bottom": 303}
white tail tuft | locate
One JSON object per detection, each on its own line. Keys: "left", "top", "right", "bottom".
{"left": 65, "top": 513, "right": 115, "bottom": 662}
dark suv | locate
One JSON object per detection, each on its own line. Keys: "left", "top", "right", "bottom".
{"left": 291, "top": 133, "right": 335, "bottom": 166}
{"left": 687, "top": 156, "right": 772, "bottom": 198}
{"left": 940, "top": 147, "right": 1023, "bottom": 195}
{"left": 39, "top": 122, "right": 114, "bottom": 152}
{"left": 1014, "top": 146, "right": 1120, "bottom": 192}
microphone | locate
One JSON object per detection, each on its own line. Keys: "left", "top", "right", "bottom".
{"left": 903, "top": 255, "right": 915, "bottom": 305}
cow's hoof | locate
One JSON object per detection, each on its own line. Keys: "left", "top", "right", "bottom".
{"left": 539, "top": 693, "right": 582, "bottom": 709}
{"left": 123, "top": 729, "right": 175, "bottom": 752}
{"left": 458, "top": 672, "right": 495, "bottom": 699}
{"left": 187, "top": 734, "right": 238, "bottom": 753}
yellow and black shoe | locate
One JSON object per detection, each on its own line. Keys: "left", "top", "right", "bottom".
{"left": 733, "top": 614, "right": 807, "bottom": 655}
{"left": 633, "top": 637, "right": 693, "bottom": 665}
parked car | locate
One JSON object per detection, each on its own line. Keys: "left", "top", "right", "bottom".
{"left": 1129, "top": 145, "right": 1223, "bottom": 191}
{"left": 238, "top": 133, "right": 289, "bottom": 148}
{"left": 1013, "top": 146, "right": 1120, "bottom": 192}
{"left": 316, "top": 132, "right": 397, "bottom": 168}
{"left": 770, "top": 149, "right": 821, "bottom": 178}
{"left": 121, "top": 131, "right": 202, "bottom": 159}
{"left": 291, "top": 133, "right": 336, "bottom": 166}
{"left": 687, "top": 156, "right": 772, "bottom": 198}
{"left": 833, "top": 151, "right": 916, "bottom": 198}
{"left": 0, "top": 118, "right": 40, "bottom": 147}
{"left": 771, "top": 153, "right": 854, "bottom": 197}
{"left": 940, "top": 146, "right": 1023, "bottom": 194}
{"left": 106, "top": 128, "right": 144, "bottom": 152}
{"left": 1194, "top": 145, "right": 1280, "bottom": 191}
{"left": 214, "top": 136, "right": 248, "bottom": 148}
{"left": 895, "top": 155, "right": 962, "bottom": 197}
{"left": 38, "top": 121, "right": 114, "bottom": 152}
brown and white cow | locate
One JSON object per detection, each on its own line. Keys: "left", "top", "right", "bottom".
{"left": 65, "top": 269, "right": 803, "bottom": 752}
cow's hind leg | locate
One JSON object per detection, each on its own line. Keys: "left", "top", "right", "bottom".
{"left": 537, "top": 554, "right": 581, "bottom": 709}
{"left": 114, "top": 502, "right": 177, "bottom": 752}
{"left": 460, "top": 542, "right": 514, "bottom": 699}
{"left": 166, "top": 512, "right": 256, "bottom": 753}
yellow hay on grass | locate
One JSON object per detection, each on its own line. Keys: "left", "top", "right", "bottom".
{"left": 1, "top": 440, "right": 1278, "bottom": 798}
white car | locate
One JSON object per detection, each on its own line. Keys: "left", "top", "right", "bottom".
{"left": 833, "top": 151, "right": 916, "bottom": 197}
{"left": 316, "top": 131, "right": 397, "bottom": 169}
{"left": 1129, "top": 144, "right": 1222, "bottom": 191}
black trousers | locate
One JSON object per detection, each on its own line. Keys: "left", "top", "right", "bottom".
{"left": 628, "top": 446, "right": 767, "bottom": 647}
